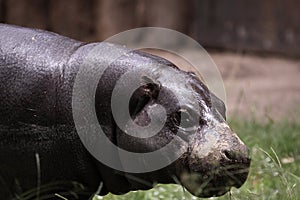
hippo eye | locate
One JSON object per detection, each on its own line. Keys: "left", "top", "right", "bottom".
{"left": 175, "top": 108, "right": 200, "bottom": 131}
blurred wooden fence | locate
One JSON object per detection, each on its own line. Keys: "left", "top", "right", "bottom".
{"left": 0, "top": 0, "right": 299, "bottom": 56}
{"left": 194, "top": 0, "right": 300, "bottom": 56}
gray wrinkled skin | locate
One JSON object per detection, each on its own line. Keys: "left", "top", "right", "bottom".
{"left": 0, "top": 24, "right": 250, "bottom": 199}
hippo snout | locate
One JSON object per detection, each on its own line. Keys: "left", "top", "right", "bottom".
{"left": 179, "top": 121, "right": 251, "bottom": 197}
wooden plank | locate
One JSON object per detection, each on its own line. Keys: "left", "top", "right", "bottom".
{"left": 49, "top": 0, "right": 95, "bottom": 41}
{"left": 94, "top": 0, "right": 138, "bottom": 41}
{"left": 6, "top": 0, "right": 47, "bottom": 29}
{"left": 143, "top": 0, "right": 191, "bottom": 33}
{"left": 0, "top": 0, "right": 3, "bottom": 23}
{"left": 94, "top": 0, "right": 192, "bottom": 42}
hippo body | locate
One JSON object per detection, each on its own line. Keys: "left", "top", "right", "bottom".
{"left": 0, "top": 24, "right": 250, "bottom": 199}
{"left": 0, "top": 24, "right": 105, "bottom": 199}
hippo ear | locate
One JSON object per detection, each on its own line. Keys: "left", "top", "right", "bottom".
{"left": 129, "top": 83, "right": 160, "bottom": 117}
{"left": 210, "top": 93, "right": 227, "bottom": 120}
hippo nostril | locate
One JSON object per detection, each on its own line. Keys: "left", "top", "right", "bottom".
{"left": 222, "top": 148, "right": 251, "bottom": 164}
{"left": 222, "top": 150, "right": 247, "bottom": 162}
{"left": 223, "top": 150, "right": 236, "bottom": 161}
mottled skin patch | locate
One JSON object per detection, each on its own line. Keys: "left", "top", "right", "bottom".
{"left": 180, "top": 120, "right": 250, "bottom": 197}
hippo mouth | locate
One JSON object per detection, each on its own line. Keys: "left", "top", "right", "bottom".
{"left": 179, "top": 157, "right": 251, "bottom": 197}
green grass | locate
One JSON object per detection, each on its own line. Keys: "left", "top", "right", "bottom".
{"left": 93, "top": 119, "right": 300, "bottom": 200}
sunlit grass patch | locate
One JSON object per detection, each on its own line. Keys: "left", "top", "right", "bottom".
{"left": 94, "top": 184, "right": 198, "bottom": 200}
{"left": 214, "top": 146, "right": 299, "bottom": 200}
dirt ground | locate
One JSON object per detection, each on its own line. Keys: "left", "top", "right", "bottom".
{"left": 145, "top": 49, "right": 300, "bottom": 122}
{"left": 212, "top": 52, "right": 300, "bottom": 122}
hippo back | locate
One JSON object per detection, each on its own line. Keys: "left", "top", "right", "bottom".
{"left": 0, "top": 24, "right": 104, "bottom": 199}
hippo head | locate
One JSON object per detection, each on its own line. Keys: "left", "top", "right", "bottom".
{"left": 94, "top": 49, "right": 251, "bottom": 197}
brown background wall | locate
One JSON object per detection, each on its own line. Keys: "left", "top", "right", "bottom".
{"left": 194, "top": 0, "right": 300, "bottom": 56}
{"left": 0, "top": 0, "right": 299, "bottom": 56}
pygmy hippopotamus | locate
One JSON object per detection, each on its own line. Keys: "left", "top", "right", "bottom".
{"left": 0, "top": 24, "right": 250, "bottom": 199}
